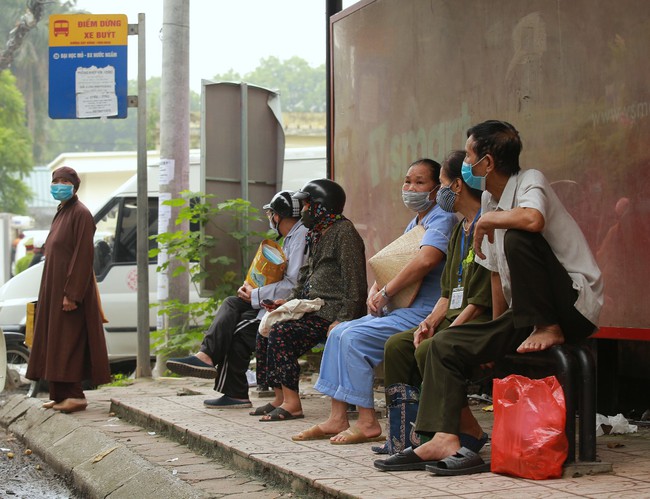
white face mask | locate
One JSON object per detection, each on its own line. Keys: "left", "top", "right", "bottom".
{"left": 268, "top": 214, "right": 280, "bottom": 238}
{"left": 402, "top": 189, "right": 435, "bottom": 213}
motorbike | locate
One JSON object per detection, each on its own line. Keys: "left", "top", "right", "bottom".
{"left": 1, "top": 327, "right": 36, "bottom": 396}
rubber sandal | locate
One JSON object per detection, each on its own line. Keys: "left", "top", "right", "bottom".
{"left": 291, "top": 425, "right": 337, "bottom": 441}
{"left": 374, "top": 447, "right": 439, "bottom": 472}
{"left": 330, "top": 426, "right": 385, "bottom": 445}
{"left": 259, "top": 407, "right": 304, "bottom": 422}
{"left": 425, "top": 447, "right": 491, "bottom": 476}
{"left": 166, "top": 356, "right": 217, "bottom": 379}
{"left": 249, "top": 403, "right": 277, "bottom": 416}
{"left": 371, "top": 432, "right": 487, "bottom": 455}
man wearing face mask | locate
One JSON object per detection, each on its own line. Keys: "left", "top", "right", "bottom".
{"left": 405, "top": 120, "right": 603, "bottom": 475}
{"left": 166, "top": 190, "right": 307, "bottom": 409}
{"left": 26, "top": 166, "right": 111, "bottom": 414}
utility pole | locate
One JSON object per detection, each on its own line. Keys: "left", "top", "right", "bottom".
{"left": 155, "top": 0, "right": 190, "bottom": 375}
{"left": 133, "top": 13, "right": 151, "bottom": 377}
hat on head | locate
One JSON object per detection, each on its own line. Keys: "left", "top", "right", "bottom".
{"left": 52, "top": 166, "right": 80, "bottom": 190}
{"left": 263, "top": 190, "right": 301, "bottom": 219}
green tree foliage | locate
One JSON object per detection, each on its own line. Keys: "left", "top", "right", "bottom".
{"left": 213, "top": 56, "right": 326, "bottom": 112}
{"left": 0, "top": 0, "right": 202, "bottom": 161}
{"left": 150, "top": 192, "right": 271, "bottom": 355}
{"left": 1, "top": 1, "right": 322, "bottom": 161}
{"left": 0, "top": 69, "right": 33, "bottom": 213}
{"left": 0, "top": 0, "right": 76, "bottom": 163}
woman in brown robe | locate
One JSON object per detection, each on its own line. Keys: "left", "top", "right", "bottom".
{"left": 26, "top": 166, "right": 111, "bottom": 413}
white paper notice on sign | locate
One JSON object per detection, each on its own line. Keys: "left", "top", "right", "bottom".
{"left": 75, "top": 65, "right": 117, "bottom": 118}
{"left": 159, "top": 159, "right": 175, "bottom": 186}
{"left": 158, "top": 192, "right": 172, "bottom": 235}
{"left": 157, "top": 192, "right": 172, "bottom": 301}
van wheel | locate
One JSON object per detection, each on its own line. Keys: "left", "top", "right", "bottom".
{"left": 27, "top": 379, "right": 43, "bottom": 397}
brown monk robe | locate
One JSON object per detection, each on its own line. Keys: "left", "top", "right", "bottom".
{"left": 26, "top": 166, "right": 110, "bottom": 413}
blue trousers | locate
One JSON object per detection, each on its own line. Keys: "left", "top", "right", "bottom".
{"left": 314, "top": 309, "right": 427, "bottom": 408}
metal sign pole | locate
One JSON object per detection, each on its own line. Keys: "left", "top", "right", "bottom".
{"left": 130, "top": 13, "right": 151, "bottom": 378}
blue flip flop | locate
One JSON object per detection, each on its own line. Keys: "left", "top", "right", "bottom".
{"left": 371, "top": 440, "right": 389, "bottom": 454}
{"left": 425, "top": 447, "right": 491, "bottom": 476}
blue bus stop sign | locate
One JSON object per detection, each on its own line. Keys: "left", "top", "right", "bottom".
{"left": 48, "top": 14, "right": 128, "bottom": 119}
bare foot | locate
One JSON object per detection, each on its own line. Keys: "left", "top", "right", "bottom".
{"left": 329, "top": 422, "right": 382, "bottom": 443}
{"left": 276, "top": 402, "right": 303, "bottom": 417}
{"left": 313, "top": 416, "right": 350, "bottom": 437}
{"left": 413, "top": 432, "right": 460, "bottom": 461}
{"left": 195, "top": 351, "right": 214, "bottom": 366}
{"left": 517, "top": 324, "right": 564, "bottom": 353}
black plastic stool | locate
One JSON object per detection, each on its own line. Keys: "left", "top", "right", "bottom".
{"left": 503, "top": 343, "right": 597, "bottom": 464}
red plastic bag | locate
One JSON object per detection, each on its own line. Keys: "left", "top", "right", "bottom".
{"left": 491, "top": 374, "right": 568, "bottom": 479}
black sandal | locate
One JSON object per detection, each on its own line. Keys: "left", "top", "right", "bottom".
{"left": 249, "top": 402, "right": 276, "bottom": 416}
{"left": 259, "top": 407, "right": 305, "bottom": 422}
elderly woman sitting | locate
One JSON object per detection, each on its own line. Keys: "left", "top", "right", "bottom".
{"left": 252, "top": 179, "right": 368, "bottom": 421}
{"left": 293, "top": 158, "right": 457, "bottom": 444}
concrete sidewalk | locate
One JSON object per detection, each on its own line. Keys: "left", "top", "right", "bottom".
{"left": 2, "top": 377, "right": 650, "bottom": 498}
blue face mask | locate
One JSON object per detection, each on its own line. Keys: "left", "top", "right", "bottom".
{"left": 51, "top": 184, "right": 74, "bottom": 201}
{"left": 461, "top": 155, "right": 488, "bottom": 191}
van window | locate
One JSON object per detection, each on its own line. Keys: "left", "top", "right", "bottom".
{"left": 94, "top": 200, "right": 119, "bottom": 276}
{"left": 114, "top": 197, "right": 159, "bottom": 263}
{"left": 93, "top": 197, "right": 159, "bottom": 278}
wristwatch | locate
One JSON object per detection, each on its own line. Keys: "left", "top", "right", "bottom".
{"left": 380, "top": 286, "right": 390, "bottom": 299}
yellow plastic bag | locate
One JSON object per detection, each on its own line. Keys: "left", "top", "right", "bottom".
{"left": 25, "top": 301, "right": 37, "bottom": 348}
{"left": 245, "top": 239, "right": 287, "bottom": 288}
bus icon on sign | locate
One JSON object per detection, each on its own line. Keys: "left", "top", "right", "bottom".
{"left": 53, "top": 19, "right": 69, "bottom": 37}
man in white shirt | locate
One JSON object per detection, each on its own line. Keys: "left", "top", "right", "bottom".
{"left": 167, "top": 191, "right": 308, "bottom": 409}
{"left": 401, "top": 120, "right": 603, "bottom": 474}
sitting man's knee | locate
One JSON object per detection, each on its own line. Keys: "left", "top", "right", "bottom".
{"left": 414, "top": 338, "right": 432, "bottom": 366}
{"left": 504, "top": 228, "right": 530, "bottom": 249}
{"left": 429, "top": 330, "right": 458, "bottom": 357}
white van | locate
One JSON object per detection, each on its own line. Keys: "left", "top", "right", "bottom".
{"left": 0, "top": 147, "right": 326, "bottom": 364}
{"left": 0, "top": 161, "right": 200, "bottom": 363}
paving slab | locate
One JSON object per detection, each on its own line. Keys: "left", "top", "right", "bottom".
{"left": 2, "top": 376, "right": 650, "bottom": 498}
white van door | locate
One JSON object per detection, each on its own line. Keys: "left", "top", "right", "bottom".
{"left": 94, "top": 195, "right": 160, "bottom": 361}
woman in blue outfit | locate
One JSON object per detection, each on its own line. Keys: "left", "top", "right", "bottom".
{"left": 373, "top": 150, "right": 493, "bottom": 469}
{"left": 293, "top": 159, "right": 457, "bottom": 444}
